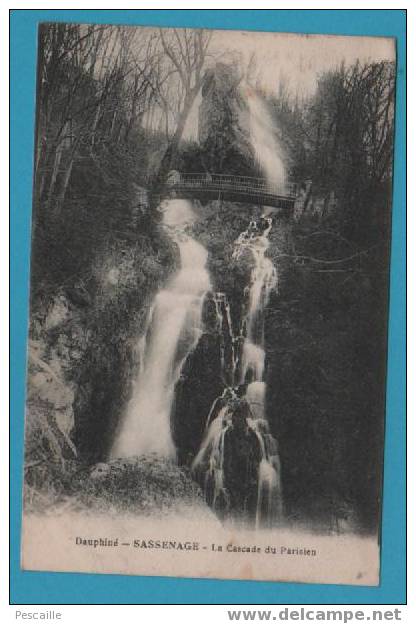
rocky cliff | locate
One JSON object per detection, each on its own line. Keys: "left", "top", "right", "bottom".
{"left": 198, "top": 63, "right": 254, "bottom": 175}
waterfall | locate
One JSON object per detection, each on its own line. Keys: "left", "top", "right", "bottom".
{"left": 111, "top": 83, "right": 285, "bottom": 528}
{"left": 193, "top": 218, "right": 282, "bottom": 527}
{"left": 111, "top": 199, "right": 211, "bottom": 459}
{"left": 233, "top": 217, "right": 278, "bottom": 384}
{"left": 243, "top": 85, "right": 286, "bottom": 190}
{"left": 192, "top": 86, "right": 286, "bottom": 527}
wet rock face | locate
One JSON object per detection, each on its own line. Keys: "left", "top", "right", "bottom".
{"left": 27, "top": 289, "right": 134, "bottom": 466}
{"left": 173, "top": 205, "right": 290, "bottom": 469}
{"left": 25, "top": 296, "right": 89, "bottom": 464}
{"left": 26, "top": 211, "right": 179, "bottom": 466}
{"left": 173, "top": 328, "right": 224, "bottom": 465}
{"left": 198, "top": 63, "right": 253, "bottom": 175}
{"left": 73, "top": 339, "right": 133, "bottom": 463}
{"left": 201, "top": 292, "right": 220, "bottom": 332}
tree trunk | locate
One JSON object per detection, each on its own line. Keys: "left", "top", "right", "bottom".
{"left": 45, "top": 143, "right": 64, "bottom": 212}
{"left": 55, "top": 157, "right": 74, "bottom": 212}
{"left": 153, "top": 93, "right": 196, "bottom": 196}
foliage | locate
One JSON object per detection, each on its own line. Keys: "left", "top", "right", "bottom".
{"left": 265, "top": 228, "right": 389, "bottom": 531}
{"left": 268, "top": 60, "right": 395, "bottom": 243}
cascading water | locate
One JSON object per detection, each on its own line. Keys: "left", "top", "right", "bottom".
{"left": 192, "top": 219, "right": 282, "bottom": 527}
{"left": 111, "top": 199, "right": 211, "bottom": 459}
{"left": 243, "top": 85, "right": 286, "bottom": 190}
{"left": 234, "top": 217, "right": 278, "bottom": 385}
{"left": 192, "top": 86, "right": 287, "bottom": 528}
{"left": 112, "top": 82, "right": 286, "bottom": 528}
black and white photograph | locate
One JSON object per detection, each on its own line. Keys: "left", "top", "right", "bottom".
{"left": 21, "top": 22, "right": 396, "bottom": 585}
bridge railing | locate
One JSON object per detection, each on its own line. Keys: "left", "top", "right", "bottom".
{"left": 166, "top": 172, "right": 297, "bottom": 199}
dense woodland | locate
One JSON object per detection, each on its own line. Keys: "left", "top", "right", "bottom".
{"left": 25, "top": 23, "right": 395, "bottom": 533}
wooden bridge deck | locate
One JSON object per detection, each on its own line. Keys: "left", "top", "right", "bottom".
{"left": 162, "top": 173, "right": 297, "bottom": 210}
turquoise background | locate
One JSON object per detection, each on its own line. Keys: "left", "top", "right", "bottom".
{"left": 10, "top": 9, "right": 406, "bottom": 605}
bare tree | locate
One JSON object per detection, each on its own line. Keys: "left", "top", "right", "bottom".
{"left": 35, "top": 24, "right": 167, "bottom": 213}
{"left": 152, "top": 28, "right": 212, "bottom": 191}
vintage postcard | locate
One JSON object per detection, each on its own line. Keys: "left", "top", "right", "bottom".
{"left": 21, "top": 23, "right": 396, "bottom": 585}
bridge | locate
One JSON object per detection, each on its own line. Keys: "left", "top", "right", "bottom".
{"left": 162, "top": 172, "right": 297, "bottom": 210}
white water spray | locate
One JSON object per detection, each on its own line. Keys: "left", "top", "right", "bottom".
{"left": 111, "top": 199, "right": 211, "bottom": 459}
{"left": 193, "top": 85, "right": 287, "bottom": 526}
{"left": 193, "top": 218, "right": 282, "bottom": 527}
{"left": 112, "top": 81, "right": 286, "bottom": 527}
{"left": 233, "top": 218, "right": 278, "bottom": 383}
{"left": 243, "top": 85, "right": 286, "bottom": 190}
